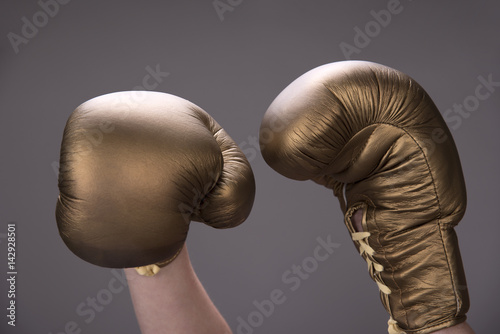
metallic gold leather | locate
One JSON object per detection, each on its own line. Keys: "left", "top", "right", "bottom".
{"left": 260, "top": 61, "right": 469, "bottom": 333}
{"left": 56, "top": 91, "right": 255, "bottom": 269}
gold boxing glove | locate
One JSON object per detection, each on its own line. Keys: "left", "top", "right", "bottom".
{"left": 56, "top": 91, "right": 255, "bottom": 276}
{"left": 259, "top": 61, "right": 469, "bottom": 333}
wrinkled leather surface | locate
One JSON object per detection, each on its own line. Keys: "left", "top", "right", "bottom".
{"left": 260, "top": 61, "right": 469, "bottom": 333}
{"left": 57, "top": 91, "right": 255, "bottom": 268}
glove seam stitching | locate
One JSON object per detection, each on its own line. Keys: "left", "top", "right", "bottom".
{"left": 399, "top": 127, "right": 462, "bottom": 320}
{"left": 437, "top": 222, "right": 461, "bottom": 317}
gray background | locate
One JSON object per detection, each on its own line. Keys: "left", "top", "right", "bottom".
{"left": 1, "top": 0, "right": 498, "bottom": 333}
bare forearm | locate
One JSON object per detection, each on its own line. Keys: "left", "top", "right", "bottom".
{"left": 125, "top": 245, "right": 232, "bottom": 334}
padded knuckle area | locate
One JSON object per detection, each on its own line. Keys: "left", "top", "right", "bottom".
{"left": 197, "top": 128, "right": 255, "bottom": 228}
